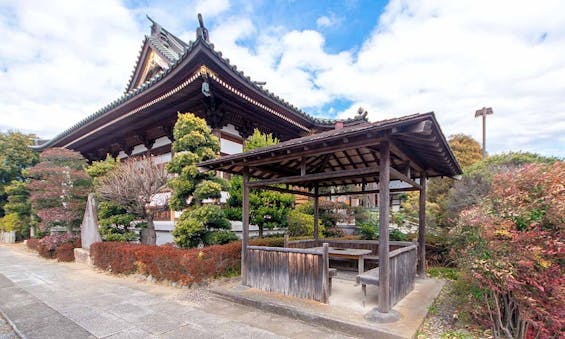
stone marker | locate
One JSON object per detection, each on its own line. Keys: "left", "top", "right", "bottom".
{"left": 75, "top": 193, "right": 101, "bottom": 265}
{"left": 81, "top": 193, "right": 102, "bottom": 249}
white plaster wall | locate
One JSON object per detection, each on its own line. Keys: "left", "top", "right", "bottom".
{"left": 221, "top": 124, "right": 240, "bottom": 136}
{"left": 221, "top": 138, "right": 242, "bottom": 154}
{"left": 153, "top": 152, "right": 172, "bottom": 165}
{"left": 152, "top": 136, "right": 172, "bottom": 148}
{"left": 130, "top": 144, "right": 148, "bottom": 155}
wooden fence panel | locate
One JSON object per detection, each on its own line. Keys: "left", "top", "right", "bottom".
{"left": 389, "top": 245, "right": 417, "bottom": 306}
{"left": 246, "top": 246, "right": 328, "bottom": 302}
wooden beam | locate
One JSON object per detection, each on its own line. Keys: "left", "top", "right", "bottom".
{"left": 241, "top": 168, "right": 250, "bottom": 286}
{"left": 418, "top": 173, "right": 426, "bottom": 277}
{"left": 262, "top": 185, "right": 314, "bottom": 197}
{"left": 378, "top": 139, "right": 391, "bottom": 313}
{"left": 247, "top": 166, "right": 380, "bottom": 188}
{"left": 318, "top": 186, "right": 419, "bottom": 197}
{"left": 390, "top": 167, "right": 421, "bottom": 188}
{"left": 300, "top": 156, "right": 306, "bottom": 176}
{"left": 217, "top": 136, "right": 383, "bottom": 168}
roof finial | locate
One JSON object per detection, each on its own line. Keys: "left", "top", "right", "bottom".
{"left": 196, "top": 13, "right": 210, "bottom": 42}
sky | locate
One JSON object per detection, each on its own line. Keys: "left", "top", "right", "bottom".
{"left": 0, "top": 0, "right": 564, "bottom": 157}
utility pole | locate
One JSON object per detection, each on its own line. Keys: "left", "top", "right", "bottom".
{"left": 475, "top": 107, "right": 493, "bottom": 159}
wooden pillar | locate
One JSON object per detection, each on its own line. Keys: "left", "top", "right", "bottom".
{"left": 241, "top": 168, "right": 250, "bottom": 286}
{"left": 314, "top": 185, "right": 319, "bottom": 240}
{"left": 378, "top": 140, "right": 391, "bottom": 313}
{"left": 418, "top": 173, "right": 427, "bottom": 277}
{"left": 321, "top": 242, "right": 330, "bottom": 303}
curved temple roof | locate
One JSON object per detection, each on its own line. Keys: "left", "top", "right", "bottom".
{"left": 33, "top": 15, "right": 368, "bottom": 151}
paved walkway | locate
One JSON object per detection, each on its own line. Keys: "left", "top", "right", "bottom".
{"left": 0, "top": 245, "right": 353, "bottom": 339}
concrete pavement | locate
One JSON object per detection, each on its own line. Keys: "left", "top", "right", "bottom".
{"left": 0, "top": 245, "right": 354, "bottom": 338}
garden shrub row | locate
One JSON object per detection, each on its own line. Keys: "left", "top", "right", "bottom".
{"left": 89, "top": 236, "right": 361, "bottom": 285}
{"left": 26, "top": 234, "right": 81, "bottom": 262}
{"left": 90, "top": 241, "right": 242, "bottom": 286}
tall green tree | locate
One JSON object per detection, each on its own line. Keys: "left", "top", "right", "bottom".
{"left": 226, "top": 129, "right": 294, "bottom": 237}
{"left": 0, "top": 181, "right": 32, "bottom": 238}
{"left": 167, "top": 113, "right": 232, "bottom": 248}
{"left": 0, "top": 131, "right": 39, "bottom": 218}
{"left": 28, "top": 148, "right": 90, "bottom": 234}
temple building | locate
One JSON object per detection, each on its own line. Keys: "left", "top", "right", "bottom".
{"left": 32, "top": 15, "right": 367, "bottom": 164}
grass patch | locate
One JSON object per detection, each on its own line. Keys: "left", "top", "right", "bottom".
{"left": 427, "top": 267, "right": 459, "bottom": 280}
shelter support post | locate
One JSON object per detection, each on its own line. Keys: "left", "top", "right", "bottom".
{"left": 314, "top": 185, "right": 319, "bottom": 240}
{"left": 418, "top": 173, "right": 427, "bottom": 277}
{"left": 378, "top": 139, "right": 391, "bottom": 313}
{"left": 242, "top": 168, "right": 250, "bottom": 286}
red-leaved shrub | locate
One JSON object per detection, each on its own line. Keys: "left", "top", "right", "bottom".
{"left": 452, "top": 162, "right": 564, "bottom": 338}
{"left": 26, "top": 238, "right": 41, "bottom": 251}
{"left": 90, "top": 241, "right": 241, "bottom": 286}
{"left": 27, "top": 234, "right": 81, "bottom": 262}
{"left": 89, "top": 235, "right": 360, "bottom": 286}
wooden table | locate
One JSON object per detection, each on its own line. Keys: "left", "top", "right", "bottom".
{"left": 312, "top": 247, "right": 372, "bottom": 275}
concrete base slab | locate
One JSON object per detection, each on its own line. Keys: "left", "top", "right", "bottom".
{"left": 74, "top": 248, "right": 92, "bottom": 265}
{"left": 212, "top": 277, "right": 445, "bottom": 339}
{"left": 364, "top": 308, "right": 401, "bottom": 323}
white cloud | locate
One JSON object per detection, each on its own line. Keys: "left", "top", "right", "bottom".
{"left": 1, "top": 0, "right": 564, "bottom": 157}
{"left": 195, "top": 0, "right": 230, "bottom": 17}
{"left": 0, "top": 0, "right": 142, "bottom": 137}
{"left": 208, "top": 0, "right": 565, "bottom": 156}
{"left": 316, "top": 12, "right": 342, "bottom": 29}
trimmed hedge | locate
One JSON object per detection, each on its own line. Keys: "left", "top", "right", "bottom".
{"left": 26, "top": 234, "right": 81, "bottom": 262}
{"left": 90, "top": 241, "right": 241, "bottom": 286}
{"left": 89, "top": 236, "right": 360, "bottom": 286}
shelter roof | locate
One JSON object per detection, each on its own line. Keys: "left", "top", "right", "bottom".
{"left": 199, "top": 112, "right": 462, "bottom": 188}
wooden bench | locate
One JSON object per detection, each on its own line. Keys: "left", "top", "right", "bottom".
{"left": 356, "top": 267, "right": 379, "bottom": 307}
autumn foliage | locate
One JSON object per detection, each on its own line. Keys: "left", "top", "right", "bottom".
{"left": 28, "top": 148, "right": 90, "bottom": 233}
{"left": 26, "top": 234, "right": 81, "bottom": 262}
{"left": 90, "top": 241, "right": 241, "bottom": 285}
{"left": 452, "top": 162, "right": 564, "bottom": 338}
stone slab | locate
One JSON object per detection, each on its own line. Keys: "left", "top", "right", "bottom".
{"left": 0, "top": 273, "right": 93, "bottom": 339}
{"left": 74, "top": 248, "right": 92, "bottom": 266}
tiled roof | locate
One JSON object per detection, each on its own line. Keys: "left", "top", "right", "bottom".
{"left": 33, "top": 16, "right": 368, "bottom": 151}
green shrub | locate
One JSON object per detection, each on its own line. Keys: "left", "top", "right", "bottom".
{"left": 287, "top": 209, "right": 325, "bottom": 237}
{"left": 204, "top": 230, "right": 238, "bottom": 245}
{"left": 174, "top": 205, "right": 230, "bottom": 248}
{"left": 358, "top": 222, "right": 378, "bottom": 240}
{"left": 223, "top": 207, "right": 242, "bottom": 221}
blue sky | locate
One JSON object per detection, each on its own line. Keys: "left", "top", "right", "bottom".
{"left": 0, "top": 0, "right": 564, "bottom": 157}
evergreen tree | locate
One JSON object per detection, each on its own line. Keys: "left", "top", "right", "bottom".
{"left": 167, "top": 113, "right": 233, "bottom": 248}
{"left": 226, "top": 129, "right": 294, "bottom": 237}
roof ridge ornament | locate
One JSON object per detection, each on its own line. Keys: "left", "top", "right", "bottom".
{"left": 196, "top": 13, "right": 210, "bottom": 42}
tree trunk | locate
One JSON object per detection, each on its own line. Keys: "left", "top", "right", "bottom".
{"left": 143, "top": 213, "right": 156, "bottom": 245}
{"left": 66, "top": 222, "right": 73, "bottom": 235}
{"left": 258, "top": 224, "right": 264, "bottom": 238}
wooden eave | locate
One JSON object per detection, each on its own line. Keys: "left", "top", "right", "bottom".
{"left": 33, "top": 36, "right": 366, "bottom": 153}
{"left": 199, "top": 112, "right": 462, "bottom": 189}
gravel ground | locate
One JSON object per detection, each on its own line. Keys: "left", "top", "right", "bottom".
{"left": 417, "top": 281, "right": 492, "bottom": 339}
{"left": 0, "top": 314, "right": 18, "bottom": 339}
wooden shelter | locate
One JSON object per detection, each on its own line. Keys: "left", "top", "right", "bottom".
{"left": 199, "top": 112, "right": 462, "bottom": 312}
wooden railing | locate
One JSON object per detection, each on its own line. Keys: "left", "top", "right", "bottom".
{"left": 245, "top": 245, "right": 330, "bottom": 303}
{"left": 389, "top": 244, "right": 418, "bottom": 306}
{"left": 286, "top": 238, "right": 414, "bottom": 256}
{"left": 286, "top": 238, "right": 418, "bottom": 306}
